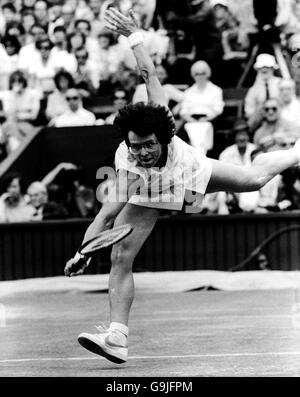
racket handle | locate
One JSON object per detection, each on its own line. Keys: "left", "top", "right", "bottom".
{"left": 71, "top": 255, "right": 90, "bottom": 273}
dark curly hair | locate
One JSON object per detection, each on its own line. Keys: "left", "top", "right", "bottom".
{"left": 114, "top": 102, "right": 176, "bottom": 146}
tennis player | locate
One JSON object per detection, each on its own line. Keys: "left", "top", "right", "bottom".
{"left": 65, "top": 8, "right": 300, "bottom": 364}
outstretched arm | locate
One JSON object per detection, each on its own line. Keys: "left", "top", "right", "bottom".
{"left": 104, "top": 8, "right": 168, "bottom": 107}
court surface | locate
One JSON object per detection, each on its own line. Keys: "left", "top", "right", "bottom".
{"left": 1, "top": 271, "right": 300, "bottom": 377}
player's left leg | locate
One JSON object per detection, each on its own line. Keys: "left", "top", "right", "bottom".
{"left": 207, "top": 143, "right": 300, "bottom": 193}
{"left": 78, "top": 203, "right": 159, "bottom": 363}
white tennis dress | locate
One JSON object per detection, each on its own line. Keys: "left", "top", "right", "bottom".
{"left": 114, "top": 135, "right": 212, "bottom": 212}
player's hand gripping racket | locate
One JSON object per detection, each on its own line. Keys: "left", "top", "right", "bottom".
{"left": 64, "top": 224, "right": 133, "bottom": 277}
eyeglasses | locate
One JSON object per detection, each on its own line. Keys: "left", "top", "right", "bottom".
{"left": 194, "top": 72, "right": 206, "bottom": 76}
{"left": 264, "top": 107, "right": 278, "bottom": 112}
{"left": 66, "top": 96, "right": 79, "bottom": 101}
{"left": 76, "top": 55, "right": 88, "bottom": 59}
{"left": 129, "top": 141, "right": 159, "bottom": 154}
{"left": 40, "top": 45, "right": 51, "bottom": 50}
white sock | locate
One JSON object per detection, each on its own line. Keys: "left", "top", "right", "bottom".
{"left": 109, "top": 322, "right": 129, "bottom": 337}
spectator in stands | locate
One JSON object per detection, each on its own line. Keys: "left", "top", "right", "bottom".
{"left": 86, "top": 0, "right": 106, "bottom": 37}
{"left": 42, "top": 162, "right": 98, "bottom": 218}
{"left": 51, "top": 26, "right": 77, "bottom": 74}
{"left": 26, "top": 35, "right": 57, "bottom": 94}
{"left": 105, "top": 87, "right": 129, "bottom": 125}
{"left": 132, "top": 63, "right": 184, "bottom": 113}
{"left": 74, "top": 19, "right": 99, "bottom": 62}
{"left": 27, "top": 181, "right": 69, "bottom": 220}
{"left": 0, "top": 172, "right": 34, "bottom": 223}
{"left": 277, "top": 163, "right": 300, "bottom": 211}
{"left": 165, "top": 0, "right": 223, "bottom": 83}
{"left": 1, "top": 35, "right": 21, "bottom": 88}
{"left": 33, "top": 0, "right": 49, "bottom": 32}
{"left": 278, "top": 78, "right": 300, "bottom": 127}
{"left": 50, "top": 87, "right": 96, "bottom": 127}
{"left": 253, "top": 97, "right": 300, "bottom": 148}
{"left": 1, "top": 4, "right": 18, "bottom": 34}
{"left": 5, "top": 21, "right": 26, "bottom": 47}
{"left": 18, "top": 23, "right": 47, "bottom": 73}
{"left": 211, "top": 0, "right": 247, "bottom": 61}
{"left": 67, "top": 31, "right": 86, "bottom": 54}
{"left": 21, "top": 10, "right": 37, "bottom": 43}
{"left": 244, "top": 53, "right": 282, "bottom": 132}
{"left": 179, "top": 60, "right": 224, "bottom": 154}
{"left": 219, "top": 120, "right": 256, "bottom": 166}
{"left": 0, "top": 70, "right": 40, "bottom": 152}
{"left": 51, "top": 3, "right": 76, "bottom": 35}
{"left": 46, "top": 70, "right": 75, "bottom": 121}
{"left": 73, "top": 46, "right": 100, "bottom": 95}
{"left": 95, "top": 28, "right": 124, "bottom": 87}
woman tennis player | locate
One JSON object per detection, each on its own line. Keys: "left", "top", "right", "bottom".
{"left": 65, "top": 8, "right": 300, "bottom": 364}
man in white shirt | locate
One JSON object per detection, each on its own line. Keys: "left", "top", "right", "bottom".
{"left": 279, "top": 78, "right": 300, "bottom": 127}
{"left": 51, "top": 88, "right": 96, "bottom": 127}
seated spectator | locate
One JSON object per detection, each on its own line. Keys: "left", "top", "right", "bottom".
{"left": 73, "top": 46, "right": 99, "bottom": 95}
{"left": 46, "top": 70, "right": 75, "bottom": 121}
{"left": 164, "top": 0, "right": 223, "bottom": 83}
{"left": 105, "top": 87, "right": 129, "bottom": 125}
{"left": 5, "top": 21, "right": 26, "bottom": 46}
{"left": 211, "top": 0, "right": 248, "bottom": 60}
{"left": 1, "top": 3, "right": 18, "bottom": 36}
{"left": 67, "top": 31, "right": 86, "bottom": 55}
{"left": 51, "top": 26, "right": 77, "bottom": 75}
{"left": 50, "top": 3, "right": 76, "bottom": 36}
{"left": 0, "top": 172, "right": 34, "bottom": 223}
{"left": 95, "top": 28, "right": 125, "bottom": 87}
{"left": 277, "top": 164, "right": 300, "bottom": 211}
{"left": 278, "top": 78, "right": 300, "bottom": 127}
{"left": 42, "top": 162, "right": 98, "bottom": 218}
{"left": 132, "top": 63, "right": 184, "bottom": 113}
{"left": 21, "top": 10, "right": 36, "bottom": 42}
{"left": 33, "top": 0, "right": 49, "bottom": 33}
{"left": 0, "top": 70, "right": 40, "bottom": 152}
{"left": 50, "top": 88, "right": 96, "bottom": 127}
{"left": 74, "top": 19, "right": 99, "bottom": 63}
{"left": 219, "top": 120, "right": 256, "bottom": 166}
{"left": 244, "top": 53, "right": 282, "bottom": 132}
{"left": 18, "top": 23, "right": 48, "bottom": 73}
{"left": 253, "top": 97, "right": 300, "bottom": 148}
{"left": 179, "top": 60, "right": 224, "bottom": 154}
{"left": 84, "top": 0, "right": 106, "bottom": 37}
{"left": 0, "top": 34, "right": 21, "bottom": 89}
{"left": 27, "top": 181, "right": 69, "bottom": 220}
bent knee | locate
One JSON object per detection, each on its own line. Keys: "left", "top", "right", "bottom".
{"left": 111, "top": 242, "right": 134, "bottom": 268}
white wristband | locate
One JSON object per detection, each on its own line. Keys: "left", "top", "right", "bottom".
{"left": 74, "top": 251, "right": 91, "bottom": 266}
{"left": 128, "top": 31, "right": 144, "bottom": 48}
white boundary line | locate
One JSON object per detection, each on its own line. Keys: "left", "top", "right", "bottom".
{"left": 1, "top": 351, "right": 300, "bottom": 364}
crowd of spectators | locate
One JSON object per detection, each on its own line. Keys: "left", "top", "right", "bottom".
{"left": 1, "top": 0, "right": 300, "bottom": 222}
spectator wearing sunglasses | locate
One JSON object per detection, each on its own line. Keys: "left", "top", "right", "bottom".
{"left": 73, "top": 46, "right": 99, "bottom": 96}
{"left": 253, "top": 98, "right": 300, "bottom": 149}
{"left": 50, "top": 88, "right": 96, "bottom": 127}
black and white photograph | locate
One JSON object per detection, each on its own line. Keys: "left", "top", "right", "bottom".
{"left": 1, "top": 0, "right": 300, "bottom": 384}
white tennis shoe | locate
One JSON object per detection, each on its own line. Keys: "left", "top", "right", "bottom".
{"left": 78, "top": 324, "right": 128, "bottom": 364}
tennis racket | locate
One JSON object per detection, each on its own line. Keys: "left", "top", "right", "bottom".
{"left": 66, "top": 224, "right": 133, "bottom": 276}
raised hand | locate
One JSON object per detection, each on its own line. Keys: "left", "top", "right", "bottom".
{"left": 104, "top": 7, "right": 140, "bottom": 37}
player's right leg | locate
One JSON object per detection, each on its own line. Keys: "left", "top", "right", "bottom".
{"left": 78, "top": 203, "right": 159, "bottom": 363}
{"left": 206, "top": 141, "right": 300, "bottom": 193}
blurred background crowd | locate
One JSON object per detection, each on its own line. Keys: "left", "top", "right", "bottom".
{"left": 1, "top": 0, "right": 300, "bottom": 222}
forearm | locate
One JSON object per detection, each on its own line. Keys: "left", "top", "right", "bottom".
{"left": 82, "top": 200, "right": 126, "bottom": 243}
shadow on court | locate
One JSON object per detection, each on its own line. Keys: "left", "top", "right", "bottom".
{"left": 1, "top": 283, "right": 300, "bottom": 377}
